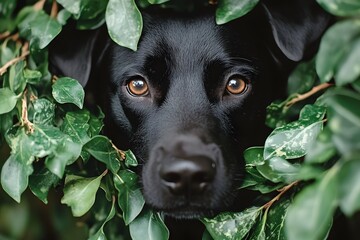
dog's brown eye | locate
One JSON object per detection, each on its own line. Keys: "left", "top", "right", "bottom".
{"left": 127, "top": 79, "right": 149, "bottom": 96}
{"left": 226, "top": 77, "right": 247, "bottom": 95}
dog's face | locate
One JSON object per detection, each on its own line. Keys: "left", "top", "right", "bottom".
{"left": 50, "top": 1, "right": 329, "bottom": 220}
{"left": 106, "top": 12, "right": 282, "bottom": 218}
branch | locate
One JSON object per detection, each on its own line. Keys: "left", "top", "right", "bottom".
{"left": 0, "top": 42, "right": 29, "bottom": 76}
{"left": 50, "top": 0, "right": 59, "bottom": 18}
{"left": 111, "top": 142, "right": 126, "bottom": 160}
{"left": 34, "top": 0, "right": 46, "bottom": 10}
{"left": 286, "top": 82, "right": 333, "bottom": 108}
{"left": 21, "top": 89, "right": 34, "bottom": 133}
{"left": 0, "top": 31, "right": 11, "bottom": 40}
{"left": 262, "top": 181, "right": 299, "bottom": 210}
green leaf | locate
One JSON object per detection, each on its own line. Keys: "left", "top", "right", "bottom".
{"left": 352, "top": 79, "right": 360, "bottom": 93}
{"left": 114, "top": 170, "right": 145, "bottom": 225}
{"left": 28, "top": 10, "right": 62, "bottom": 49}
{"left": 148, "top": 0, "right": 169, "bottom": 4}
{"left": 56, "top": 0, "right": 82, "bottom": 15}
{"left": 129, "top": 208, "right": 169, "bottom": 240}
{"left": 84, "top": 136, "right": 121, "bottom": 174}
{"left": 24, "top": 68, "right": 42, "bottom": 84}
{"left": 248, "top": 210, "right": 266, "bottom": 240}
{"left": 29, "top": 167, "right": 60, "bottom": 204}
{"left": 125, "top": 150, "right": 138, "bottom": 167}
{"left": 202, "top": 229, "right": 214, "bottom": 240}
{"left": 29, "top": 124, "right": 64, "bottom": 158}
{"left": 325, "top": 89, "right": 360, "bottom": 154}
{"left": 257, "top": 157, "right": 300, "bottom": 184}
{"left": 305, "top": 128, "right": 336, "bottom": 164}
{"left": 61, "top": 111, "right": 91, "bottom": 145}
{"left": 244, "top": 147, "right": 264, "bottom": 166}
{"left": 31, "top": 98, "right": 55, "bottom": 126}
{"left": 88, "top": 110, "right": 104, "bottom": 137}
{"left": 0, "top": 88, "right": 18, "bottom": 114}
{"left": 264, "top": 198, "right": 291, "bottom": 240}
{"left": 52, "top": 77, "right": 85, "bottom": 108}
{"left": 338, "top": 153, "right": 360, "bottom": 216}
{"left": 105, "top": 0, "right": 143, "bottom": 51}
{"left": 216, "top": 0, "right": 259, "bottom": 25}
{"left": 316, "top": 0, "right": 360, "bottom": 16}
{"left": 1, "top": 153, "right": 33, "bottom": 203}
{"left": 336, "top": 38, "right": 360, "bottom": 85}
{"left": 45, "top": 138, "right": 82, "bottom": 178}
{"left": 264, "top": 105, "right": 325, "bottom": 160}
{"left": 89, "top": 196, "right": 116, "bottom": 240}
{"left": 316, "top": 19, "right": 360, "bottom": 83}
{"left": 61, "top": 172, "right": 106, "bottom": 217}
{"left": 285, "top": 166, "right": 339, "bottom": 240}
{"left": 287, "top": 59, "right": 316, "bottom": 95}
{"left": 0, "top": 0, "right": 16, "bottom": 18}
{"left": 202, "top": 207, "right": 261, "bottom": 240}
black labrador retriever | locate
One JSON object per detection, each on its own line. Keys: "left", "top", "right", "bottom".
{"left": 50, "top": 0, "right": 330, "bottom": 238}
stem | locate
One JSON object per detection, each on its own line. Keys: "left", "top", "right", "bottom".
{"left": 34, "top": 0, "right": 46, "bottom": 10}
{"left": 0, "top": 31, "right": 11, "bottom": 40}
{"left": 111, "top": 142, "right": 126, "bottom": 160}
{"left": 50, "top": 0, "right": 58, "bottom": 18}
{"left": 285, "top": 82, "right": 333, "bottom": 108}
{"left": 0, "top": 45, "right": 30, "bottom": 76}
{"left": 21, "top": 89, "right": 34, "bottom": 133}
{"left": 262, "top": 181, "right": 299, "bottom": 210}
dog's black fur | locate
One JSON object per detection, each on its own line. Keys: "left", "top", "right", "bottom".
{"left": 50, "top": 0, "right": 330, "bottom": 239}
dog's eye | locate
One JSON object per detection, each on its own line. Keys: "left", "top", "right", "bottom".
{"left": 226, "top": 77, "right": 247, "bottom": 95}
{"left": 127, "top": 78, "right": 149, "bottom": 96}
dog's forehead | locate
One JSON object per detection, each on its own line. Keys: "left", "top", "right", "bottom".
{"left": 139, "top": 15, "right": 229, "bottom": 63}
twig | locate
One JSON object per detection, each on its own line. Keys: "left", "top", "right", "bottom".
{"left": 0, "top": 31, "right": 11, "bottom": 40}
{"left": 111, "top": 142, "right": 126, "bottom": 160}
{"left": 262, "top": 181, "right": 299, "bottom": 209}
{"left": 285, "top": 82, "right": 333, "bottom": 108}
{"left": 34, "top": 0, "right": 46, "bottom": 10}
{"left": 50, "top": 0, "right": 58, "bottom": 18}
{"left": 21, "top": 89, "right": 34, "bottom": 133}
{"left": 0, "top": 49, "right": 30, "bottom": 76}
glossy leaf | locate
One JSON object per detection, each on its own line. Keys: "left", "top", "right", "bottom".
{"left": 89, "top": 196, "right": 116, "bottom": 240}
{"left": 45, "top": 139, "right": 82, "bottom": 178}
{"left": 125, "top": 150, "right": 138, "bottom": 167}
{"left": 264, "top": 105, "right": 325, "bottom": 160}
{"left": 1, "top": 154, "right": 33, "bottom": 203}
{"left": 52, "top": 77, "right": 85, "bottom": 108}
{"left": 257, "top": 157, "right": 300, "bottom": 184}
{"left": 244, "top": 147, "right": 264, "bottom": 166}
{"left": 61, "top": 173, "right": 105, "bottom": 217}
{"left": 106, "top": 0, "right": 143, "bottom": 51}
{"left": 305, "top": 128, "right": 336, "bottom": 163}
{"left": 129, "top": 208, "right": 169, "bottom": 240}
{"left": 316, "top": 19, "right": 360, "bottom": 83}
{"left": 287, "top": 59, "right": 316, "bottom": 95}
{"left": 285, "top": 166, "right": 338, "bottom": 240}
{"left": 202, "top": 207, "right": 261, "bottom": 240}
{"left": 84, "top": 136, "right": 121, "bottom": 174}
{"left": 336, "top": 38, "right": 360, "bottom": 85}
{"left": 0, "top": 88, "right": 18, "bottom": 114}
{"left": 114, "top": 170, "right": 145, "bottom": 225}
{"left": 216, "top": 0, "right": 259, "bottom": 24}
{"left": 264, "top": 198, "right": 291, "bottom": 240}
{"left": 29, "top": 168, "right": 60, "bottom": 204}
{"left": 316, "top": 0, "right": 360, "bottom": 16}
{"left": 28, "top": 10, "right": 62, "bottom": 49}
{"left": 31, "top": 98, "right": 55, "bottom": 126}
{"left": 56, "top": 0, "right": 82, "bottom": 15}
{"left": 338, "top": 154, "right": 360, "bottom": 216}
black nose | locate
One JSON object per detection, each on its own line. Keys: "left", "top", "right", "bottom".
{"left": 159, "top": 156, "right": 216, "bottom": 195}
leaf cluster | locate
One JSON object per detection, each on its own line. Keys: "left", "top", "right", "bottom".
{"left": 1, "top": 0, "right": 360, "bottom": 240}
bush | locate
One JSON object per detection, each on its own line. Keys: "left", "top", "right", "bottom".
{"left": 0, "top": 0, "right": 360, "bottom": 239}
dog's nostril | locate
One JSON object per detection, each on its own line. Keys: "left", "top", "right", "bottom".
{"left": 159, "top": 158, "right": 216, "bottom": 196}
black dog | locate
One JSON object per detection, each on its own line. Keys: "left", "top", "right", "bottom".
{"left": 50, "top": 0, "right": 329, "bottom": 238}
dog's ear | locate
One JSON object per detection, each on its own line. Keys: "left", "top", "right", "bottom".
{"left": 261, "top": 0, "right": 331, "bottom": 62}
{"left": 49, "top": 23, "right": 109, "bottom": 86}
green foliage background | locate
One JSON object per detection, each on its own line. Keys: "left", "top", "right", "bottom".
{"left": 1, "top": 0, "right": 360, "bottom": 239}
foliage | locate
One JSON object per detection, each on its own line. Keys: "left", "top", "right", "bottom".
{"left": 0, "top": 0, "right": 360, "bottom": 240}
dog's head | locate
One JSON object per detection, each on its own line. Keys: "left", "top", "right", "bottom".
{"left": 50, "top": 0, "right": 329, "bottom": 219}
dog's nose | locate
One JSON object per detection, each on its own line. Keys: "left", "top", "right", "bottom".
{"left": 159, "top": 156, "right": 216, "bottom": 195}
